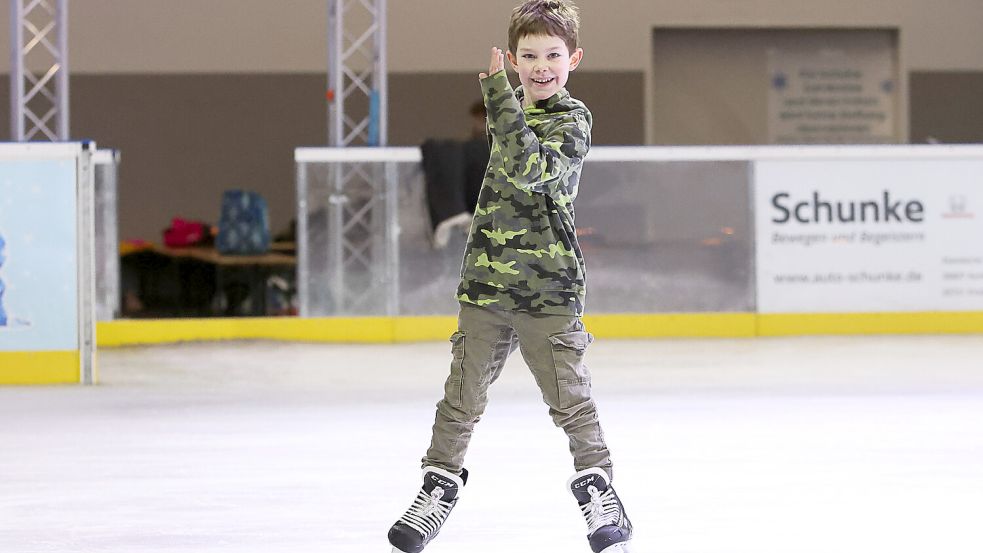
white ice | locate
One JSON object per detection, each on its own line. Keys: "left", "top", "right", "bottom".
{"left": 2, "top": 335, "right": 983, "bottom": 553}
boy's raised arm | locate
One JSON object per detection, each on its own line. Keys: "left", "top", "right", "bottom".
{"left": 479, "top": 61, "right": 590, "bottom": 205}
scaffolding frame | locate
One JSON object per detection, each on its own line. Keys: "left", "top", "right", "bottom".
{"left": 9, "top": 0, "right": 70, "bottom": 141}
{"left": 313, "top": 0, "right": 396, "bottom": 315}
{"left": 327, "top": 0, "right": 387, "bottom": 148}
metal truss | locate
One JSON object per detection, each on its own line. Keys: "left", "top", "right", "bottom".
{"left": 327, "top": 0, "right": 387, "bottom": 148}
{"left": 322, "top": 161, "right": 398, "bottom": 315}
{"left": 9, "top": 0, "right": 70, "bottom": 141}
{"left": 321, "top": 0, "right": 395, "bottom": 315}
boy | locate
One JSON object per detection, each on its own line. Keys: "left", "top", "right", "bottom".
{"left": 388, "top": 2, "right": 632, "bottom": 552}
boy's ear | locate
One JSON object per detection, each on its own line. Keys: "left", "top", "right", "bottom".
{"left": 569, "top": 48, "right": 584, "bottom": 71}
{"left": 506, "top": 51, "right": 519, "bottom": 70}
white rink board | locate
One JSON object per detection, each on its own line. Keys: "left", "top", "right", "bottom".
{"left": 755, "top": 158, "right": 983, "bottom": 313}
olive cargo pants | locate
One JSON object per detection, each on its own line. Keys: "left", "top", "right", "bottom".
{"left": 423, "top": 302, "right": 613, "bottom": 479}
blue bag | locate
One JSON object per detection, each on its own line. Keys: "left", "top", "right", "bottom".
{"left": 216, "top": 190, "right": 271, "bottom": 255}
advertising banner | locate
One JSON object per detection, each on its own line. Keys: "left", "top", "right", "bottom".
{"left": 0, "top": 158, "right": 79, "bottom": 351}
{"left": 755, "top": 159, "right": 983, "bottom": 313}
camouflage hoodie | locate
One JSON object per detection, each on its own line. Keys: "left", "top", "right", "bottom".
{"left": 456, "top": 70, "right": 592, "bottom": 316}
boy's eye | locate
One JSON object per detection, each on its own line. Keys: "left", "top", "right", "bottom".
{"left": 522, "top": 54, "right": 535, "bottom": 59}
{"left": 548, "top": 53, "right": 561, "bottom": 59}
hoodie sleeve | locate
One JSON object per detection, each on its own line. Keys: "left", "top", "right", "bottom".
{"left": 480, "top": 70, "right": 590, "bottom": 206}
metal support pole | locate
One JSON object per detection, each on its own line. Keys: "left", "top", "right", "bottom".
{"left": 9, "top": 0, "right": 70, "bottom": 141}
{"left": 56, "top": 0, "right": 70, "bottom": 140}
{"left": 296, "top": 162, "right": 310, "bottom": 316}
{"left": 327, "top": 0, "right": 344, "bottom": 147}
{"left": 383, "top": 161, "right": 399, "bottom": 315}
{"left": 319, "top": 0, "right": 392, "bottom": 315}
{"left": 77, "top": 143, "right": 96, "bottom": 384}
{"left": 376, "top": 0, "right": 388, "bottom": 146}
{"left": 10, "top": 0, "right": 24, "bottom": 140}
{"left": 328, "top": 176, "right": 347, "bottom": 311}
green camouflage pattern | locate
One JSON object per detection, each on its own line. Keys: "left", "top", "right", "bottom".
{"left": 456, "top": 70, "right": 592, "bottom": 316}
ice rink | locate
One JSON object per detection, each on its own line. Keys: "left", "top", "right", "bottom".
{"left": 2, "top": 335, "right": 982, "bottom": 553}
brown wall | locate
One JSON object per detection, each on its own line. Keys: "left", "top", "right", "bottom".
{"left": 5, "top": 70, "right": 980, "bottom": 241}
{"left": 1, "top": 72, "right": 643, "bottom": 242}
{"left": 75, "top": 74, "right": 325, "bottom": 244}
{"left": 392, "top": 72, "right": 644, "bottom": 146}
{"left": 910, "top": 72, "right": 983, "bottom": 144}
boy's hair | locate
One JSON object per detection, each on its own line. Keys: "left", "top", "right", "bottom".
{"left": 508, "top": 0, "right": 580, "bottom": 55}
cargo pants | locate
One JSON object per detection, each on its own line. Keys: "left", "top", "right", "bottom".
{"left": 423, "top": 302, "right": 613, "bottom": 480}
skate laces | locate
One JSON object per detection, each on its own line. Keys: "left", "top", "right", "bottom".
{"left": 398, "top": 486, "right": 454, "bottom": 538}
{"left": 421, "top": 487, "right": 445, "bottom": 517}
{"left": 581, "top": 485, "right": 620, "bottom": 534}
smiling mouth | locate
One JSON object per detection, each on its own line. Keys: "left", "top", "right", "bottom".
{"left": 532, "top": 77, "right": 555, "bottom": 85}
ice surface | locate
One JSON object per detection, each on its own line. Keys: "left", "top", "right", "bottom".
{"left": 2, "top": 335, "right": 982, "bottom": 553}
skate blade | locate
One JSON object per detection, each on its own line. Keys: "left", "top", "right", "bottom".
{"left": 599, "top": 542, "right": 632, "bottom": 553}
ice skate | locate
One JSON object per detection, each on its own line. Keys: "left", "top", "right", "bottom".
{"left": 568, "top": 468, "right": 633, "bottom": 553}
{"left": 388, "top": 466, "right": 468, "bottom": 553}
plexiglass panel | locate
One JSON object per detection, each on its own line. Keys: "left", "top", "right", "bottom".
{"left": 299, "top": 161, "right": 399, "bottom": 316}
{"left": 298, "top": 156, "right": 755, "bottom": 316}
{"left": 94, "top": 152, "right": 120, "bottom": 321}
{"left": 575, "top": 160, "right": 754, "bottom": 313}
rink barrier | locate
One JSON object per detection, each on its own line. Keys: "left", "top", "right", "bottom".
{"left": 296, "top": 146, "right": 760, "bottom": 318}
{"left": 92, "top": 311, "right": 983, "bottom": 347}
{"left": 11, "top": 146, "right": 983, "bottom": 381}
{"left": 0, "top": 143, "right": 97, "bottom": 386}
{"left": 94, "top": 313, "right": 758, "bottom": 346}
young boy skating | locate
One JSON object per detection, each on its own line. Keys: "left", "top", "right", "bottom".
{"left": 388, "top": 2, "right": 632, "bottom": 552}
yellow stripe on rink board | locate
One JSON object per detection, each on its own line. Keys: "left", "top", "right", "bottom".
{"left": 256, "top": 317, "right": 395, "bottom": 343}
{"left": 97, "top": 313, "right": 755, "bottom": 347}
{"left": 393, "top": 316, "right": 458, "bottom": 342}
{"left": 758, "top": 312, "right": 983, "bottom": 336}
{"left": 97, "top": 317, "right": 395, "bottom": 346}
{"left": 0, "top": 351, "right": 80, "bottom": 384}
{"left": 14, "top": 313, "right": 979, "bottom": 382}
{"left": 98, "top": 317, "right": 455, "bottom": 345}
{"left": 94, "top": 311, "right": 983, "bottom": 348}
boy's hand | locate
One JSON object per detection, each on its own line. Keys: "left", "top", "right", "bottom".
{"left": 479, "top": 47, "right": 505, "bottom": 80}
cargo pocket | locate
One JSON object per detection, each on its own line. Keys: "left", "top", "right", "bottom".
{"left": 445, "top": 331, "right": 467, "bottom": 409}
{"left": 548, "top": 330, "right": 594, "bottom": 409}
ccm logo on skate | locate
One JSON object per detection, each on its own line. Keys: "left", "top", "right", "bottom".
{"left": 430, "top": 475, "right": 455, "bottom": 487}
{"left": 573, "top": 476, "right": 596, "bottom": 489}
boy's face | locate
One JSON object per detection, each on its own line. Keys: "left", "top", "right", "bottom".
{"left": 507, "top": 34, "right": 583, "bottom": 104}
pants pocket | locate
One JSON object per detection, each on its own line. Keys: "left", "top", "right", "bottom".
{"left": 548, "top": 330, "right": 594, "bottom": 409}
{"left": 445, "top": 331, "right": 467, "bottom": 409}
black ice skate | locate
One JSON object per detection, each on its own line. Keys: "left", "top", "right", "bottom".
{"left": 388, "top": 466, "right": 468, "bottom": 553}
{"left": 568, "top": 467, "right": 633, "bottom": 553}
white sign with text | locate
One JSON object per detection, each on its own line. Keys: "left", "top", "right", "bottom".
{"left": 767, "top": 48, "right": 896, "bottom": 144}
{"left": 755, "top": 159, "right": 983, "bottom": 313}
